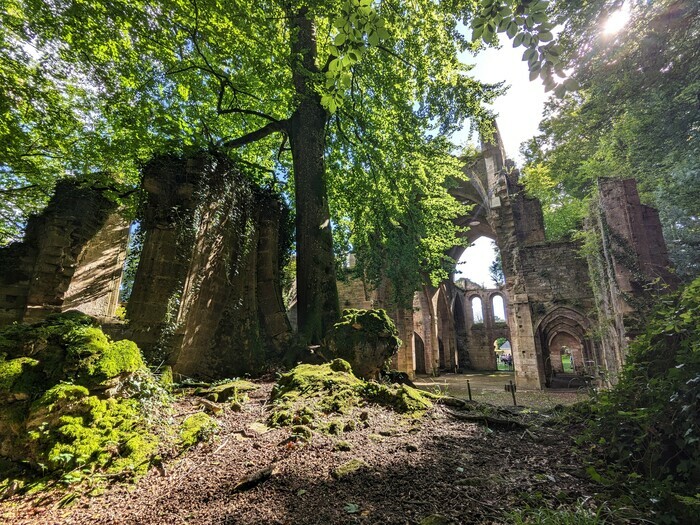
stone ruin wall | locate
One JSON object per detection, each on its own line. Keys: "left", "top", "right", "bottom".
{"left": 0, "top": 147, "right": 677, "bottom": 389}
{"left": 125, "top": 154, "right": 291, "bottom": 380}
{"left": 0, "top": 154, "right": 291, "bottom": 381}
{"left": 452, "top": 280, "right": 510, "bottom": 371}
{"left": 0, "top": 181, "right": 129, "bottom": 326}
{"left": 313, "top": 166, "right": 676, "bottom": 390}
{"left": 582, "top": 177, "right": 680, "bottom": 385}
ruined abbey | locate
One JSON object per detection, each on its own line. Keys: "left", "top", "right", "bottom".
{"left": 0, "top": 127, "right": 677, "bottom": 389}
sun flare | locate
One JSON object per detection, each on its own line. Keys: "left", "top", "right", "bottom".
{"left": 603, "top": 4, "right": 631, "bottom": 35}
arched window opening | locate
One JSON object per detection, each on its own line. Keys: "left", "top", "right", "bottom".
{"left": 471, "top": 297, "right": 483, "bottom": 324}
{"left": 561, "top": 346, "right": 574, "bottom": 373}
{"left": 492, "top": 295, "right": 506, "bottom": 322}
{"left": 454, "top": 236, "right": 503, "bottom": 287}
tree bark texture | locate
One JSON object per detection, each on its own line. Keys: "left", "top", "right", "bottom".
{"left": 288, "top": 7, "right": 340, "bottom": 343}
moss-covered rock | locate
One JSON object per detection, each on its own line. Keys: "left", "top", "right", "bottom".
{"left": 0, "top": 312, "right": 146, "bottom": 392}
{"left": 332, "top": 458, "right": 368, "bottom": 479}
{"left": 180, "top": 412, "right": 218, "bottom": 448}
{"left": 0, "top": 313, "right": 165, "bottom": 485}
{"left": 25, "top": 383, "right": 157, "bottom": 474}
{"left": 363, "top": 383, "right": 434, "bottom": 413}
{"left": 0, "top": 357, "right": 41, "bottom": 401}
{"left": 268, "top": 361, "right": 434, "bottom": 437}
{"left": 325, "top": 309, "right": 401, "bottom": 379}
{"left": 196, "top": 379, "right": 258, "bottom": 403}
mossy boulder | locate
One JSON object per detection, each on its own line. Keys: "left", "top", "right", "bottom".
{"left": 325, "top": 309, "right": 401, "bottom": 379}
{"left": 0, "top": 313, "right": 163, "bottom": 482}
{"left": 180, "top": 413, "right": 218, "bottom": 448}
{"left": 196, "top": 379, "right": 258, "bottom": 403}
{"left": 0, "top": 312, "right": 144, "bottom": 392}
{"left": 25, "top": 383, "right": 158, "bottom": 474}
{"left": 268, "top": 360, "right": 434, "bottom": 435}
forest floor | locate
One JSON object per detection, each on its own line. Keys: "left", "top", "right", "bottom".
{"left": 0, "top": 380, "right": 602, "bottom": 525}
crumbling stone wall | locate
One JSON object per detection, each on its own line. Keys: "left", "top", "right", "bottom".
{"left": 581, "top": 178, "right": 679, "bottom": 385}
{"left": 0, "top": 180, "right": 129, "bottom": 326}
{"left": 126, "top": 154, "right": 292, "bottom": 379}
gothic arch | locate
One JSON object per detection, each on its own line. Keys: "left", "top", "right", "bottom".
{"left": 535, "top": 307, "right": 594, "bottom": 386}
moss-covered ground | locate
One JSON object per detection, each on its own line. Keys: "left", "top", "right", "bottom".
{"left": 268, "top": 359, "right": 435, "bottom": 436}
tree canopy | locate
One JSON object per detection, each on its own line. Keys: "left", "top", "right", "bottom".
{"left": 1, "top": 0, "right": 522, "bottom": 339}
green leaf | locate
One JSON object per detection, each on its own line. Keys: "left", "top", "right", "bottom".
{"left": 563, "top": 78, "right": 579, "bottom": 91}
{"left": 368, "top": 31, "right": 379, "bottom": 47}
{"left": 377, "top": 27, "right": 390, "bottom": 40}
{"left": 513, "top": 33, "right": 525, "bottom": 47}
{"left": 538, "top": 31, "right": 553, "bottom": 42}
{"left": 334, "top": 33, "right": 347, "bottom": 46}
{"left": 506, "top": 23, "right": 517, "bottom": 39}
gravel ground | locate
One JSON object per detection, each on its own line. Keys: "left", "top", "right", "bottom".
{"left": 0, "top": 382, "right": 600, "bottom": 525}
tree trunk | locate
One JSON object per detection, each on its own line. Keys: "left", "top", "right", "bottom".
{"left": 288, "top": 7, "right": 339, "bottom": 343}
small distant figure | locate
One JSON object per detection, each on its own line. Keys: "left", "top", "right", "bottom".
{"left": 502, "top": 354, "right": 512, "bottom": 369}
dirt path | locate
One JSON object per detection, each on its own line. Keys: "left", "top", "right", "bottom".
{"left": 1, "top": 383, "right": 598, "bottom": 525}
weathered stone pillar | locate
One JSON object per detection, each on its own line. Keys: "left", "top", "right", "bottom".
{"left": 126, "top": 153, "right": 292, "bottom": 379}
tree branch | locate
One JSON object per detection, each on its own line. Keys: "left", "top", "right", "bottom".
{"left": 221, "top": 119, "right": 289, "bottom": 149}
{"left": 377, "top": 45, "right": 417, "bottom": 70}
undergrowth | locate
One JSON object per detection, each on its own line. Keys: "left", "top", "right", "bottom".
{"left": 562, "top": 277, "right": 700, "bottom": 523}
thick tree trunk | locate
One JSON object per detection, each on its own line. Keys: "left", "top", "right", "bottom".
{"left": 288, "top": 8, "right": 340, "bottom": 343}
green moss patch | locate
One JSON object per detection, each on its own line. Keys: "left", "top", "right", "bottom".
{"left": 268, "top": 360, "right": 434, "bottom": 437}
{"left": 0, "top": 357, "right": 40, "bottom": 399}
{"left": 26, "top": 384, "right": 157, "bottom": 474}
{"left": 196, "top": 379, "right": 258, "bottom": 403}
{"left": 332, "top": 458, "right": 368, "bottom": 479}
{"left": 0, "top": 313, "right": 167, "bottom": 489}
{"left": 180, "top": 413, "right": 218, "bottom": 448}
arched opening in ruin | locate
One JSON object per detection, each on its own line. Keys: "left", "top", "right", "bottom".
{"left": 414, "top": 332, "right": 426, "bottom": 375}
{"left": 491, "top": 294, "right": 506, "bottom": 323}
{"left": 536, "top": 307, "right": 594, "bottom": 388}
{"left": 453, "top": 236, "right": 502, "bottom": 288}
{"left": 470, "top": 296, "right": 484, "bottom": 324}
{"left": 495, "top": 338, "right": 512, "bottom": 370}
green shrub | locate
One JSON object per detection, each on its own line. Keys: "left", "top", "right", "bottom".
{"left": 575, "top": 277, "right": 700, "bottom": 522}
